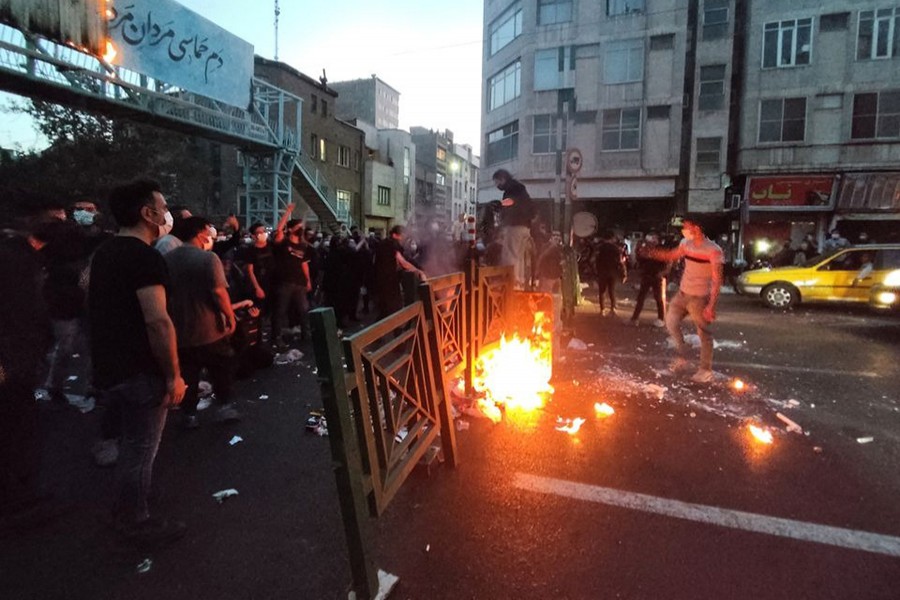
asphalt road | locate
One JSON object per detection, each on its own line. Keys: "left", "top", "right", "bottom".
{"left": 2, "top": 289, "right": 898, "bottom": 599}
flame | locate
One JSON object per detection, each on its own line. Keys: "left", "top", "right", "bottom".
{"left": 555, "top": 417, "right": 586, "bottom": 435}
{"left": 594, "top": 402, "right": 615, "bottom": 418}
{"left": 748, "top": 424, "right": 773, "bottom": 445}
{"left": 731, "top": 378, "right": 747, "bottom": 392}
{"left": 472, "top": 311, "right": 553, "bottom": 423}
{"left": 102, "top": 40, "right": 117, "bottom": 63}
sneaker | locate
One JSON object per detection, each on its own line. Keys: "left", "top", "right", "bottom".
{"left": 182, "top": 414, "right": 200, "bottom": 430}
{"left": 116, "top": 516, "right": 186, "bottom": 546}
{"left": 691, "top": 369, "right": 715, "bottom": 383}
{"left": 653, "top": 319, "right": 666, "bottom": 328}
{"left": 91, "top": 439, "right": 119, "bottom": 467}
{"left": 214, "top": 403, "right": 242, "bottom": 423}
{"left": 669, "top": 358, "right": 689, "bottom": 374}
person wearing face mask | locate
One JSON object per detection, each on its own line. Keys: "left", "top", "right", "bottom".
{"left": 240, "top": 221, "right": 278, "bottom": 315}
{"left": 88, "top": 179, "right": 186, "bottom": 545}
{"left": 641, "top": 217, "right": 723, "bottom": 383}
{"left": 272, "top": 213, "right": 312, "bottom": 348}
{"left": 164, "top": 217, "right": 239, "bottom": 429}
{"left": 70, "top": 199, "right": 113, "bottom": 255}
{"left": 629, "top": 232, "right": 668, "bottom": 327}
{"left": 823, "top": 229, "right": 850, "bottom": 253}
{"left": 153, "top": 205, "right": 190, "bottom": 256}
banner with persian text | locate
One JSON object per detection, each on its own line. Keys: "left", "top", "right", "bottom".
{"left": 745, "top": 175, "right": 836, "bottom": 211}
{"left": 108, "top": 0, "right": 253, "bottom": 108}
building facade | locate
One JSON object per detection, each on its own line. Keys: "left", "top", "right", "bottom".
{"left": 411, "top": 127, "right": 454, "bottom": 224}
{"left": 332, "top": 76, "right": 401, "bottom": 130}
{"left": 479, "top": 0, "right": 900, "bottom": 249}
{"left": 449, "top": 143, "right": 480, "bottom": 224}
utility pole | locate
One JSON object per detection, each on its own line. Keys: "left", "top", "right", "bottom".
{"left": 274, "top": 0, "right": 281, "bottom": 61}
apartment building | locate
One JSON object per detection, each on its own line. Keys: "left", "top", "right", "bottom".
{"left": 449, "top": 143, "right": 480, "bottom": 223}
{"left": 332, "top": 76, "right": 401, "bottom": 130}
{"left": 411, "top": 127, "right": 454, "bottom": 223}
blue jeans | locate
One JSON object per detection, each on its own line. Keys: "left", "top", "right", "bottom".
{"left": 105, "top": 372, "right": 168, "bottom": 524}
{"left": 666, "top": 291, "right": 714, "bottom": 371}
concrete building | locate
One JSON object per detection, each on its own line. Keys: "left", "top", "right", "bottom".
{"left": 352, "top": 119, "right": 417, "bottom": 234}
{"left": 332, "top": 76, "right": 401, "bottom": 130}
{"left": 479, "top": 0, "right": 691, "bottom": 235}
{"left": 448, "top": 142, "right": 480, "bottom": 225}
{"left": 410, "top": 127, "right": 454, "bottom": 223}
{"left": 734, "top": 0, "right": 900, "bottom": 252}
{"left": 248, "top": 58, "right": 366, "bottom": 230}
{"left": 479, "top": 0, "right": 900, "bottom": 248}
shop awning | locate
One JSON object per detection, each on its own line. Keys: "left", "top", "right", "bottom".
{"left": 836, "top": 172, "right": 900, "bottom": 212}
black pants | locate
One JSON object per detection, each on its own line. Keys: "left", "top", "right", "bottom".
{"left": 179, "top": 338, "right": 235, "bottom": 416}
{"left": 273, "top": 283, "right": 310, "bottom": 341}
{"left": 0, "top": 377, "right": 41, "bottom": 513}
{"left": 596, "top": 274, "right": 618, "bottom": 311}
{"left": 632, "top": 277, "right": 667, "bottom": 321}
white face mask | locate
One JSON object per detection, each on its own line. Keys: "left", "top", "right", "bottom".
{"left": 156, "top": 210, "right": 174, "bottom": 238}
{"left": 73, "top": 209, "right": 95, "bottom": 226}
{"left": 204, "top": 226, "right": 217, "bottom": 251}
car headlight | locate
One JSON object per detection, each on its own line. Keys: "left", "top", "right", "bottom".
{"left": 884, "top": 270, "right": 900, "bottom": 287}
{"left": 877, "top": 291, "right": 898, "bottom": 305}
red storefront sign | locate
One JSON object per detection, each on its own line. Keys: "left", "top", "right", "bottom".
{"left": 746, "top": 175, "right": 836, "bottom": 210}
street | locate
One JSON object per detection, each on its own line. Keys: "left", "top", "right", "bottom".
{"left": 2, "top": 289, "right": 899, "bottom": 599}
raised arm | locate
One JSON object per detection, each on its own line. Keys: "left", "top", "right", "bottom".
{"left": 273, "top": 203, "right": 295, "bottom": 244}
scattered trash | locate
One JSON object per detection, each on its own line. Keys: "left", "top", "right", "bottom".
{"left": 68, "top": 394, "right": 95, "bottom": 413}
{"left": 394, "top": 428, "right": 408, "bottom": 443}
{"left": 857, "top": 436, "right": 874, "bottom": 444}
{"left": 455, "top": 420, "right": 470, "bottom": 431}
{"left": 71, "top": 353, "right": 80, "bottom": 359}
{"left": 258, "top": 394, "right": 269, "bottom": 400}
{"left": 425, "top": 544, "right": 431, "bottom": 552}
{"left": 787, "top": 399, "right": 801, "bottom": 407}
{"left": 555, "top": 417, "right": 586, "bottom": 434}
{"left": 228, "top": 436, "right": 243, "bottom": 446}
{"left": 748, "top": 424, "right": 773, "bottom": 445}
{"left": 813, "top": 446, "right": 823, "bottom": 454}
{"left": 567, "top": 338, "right": 588, "bottom": 351}
{"left": 305, "top": 411, "right": 328, "bottom": 436}
{"left": 196, "top": 397, "right": 212, "bottom": 411}
{"left": 212, "top": 488, "right": 239, "bottom": 503}
{"left": 776, "top": 412, "right": 803, "bottom": 434}
{"left": 666, "top": 335, "right": 744, "bottom": 351}
{"left": 198, "top": 380, "right": 213, "bottom": 397}
{"left": 275, "top": 349, "right": 304, "bottom": 365}
{"left": 689, "top": 412, "right": 696, "bottom": 418}
{"left": 136, "top": 558, "right": 152, "bottom": 574}
{"left": 66, "top": 375, "right": 78, "bottom": 382}
{"left": 643, "top": 383, "right": 667, "bottom": 400}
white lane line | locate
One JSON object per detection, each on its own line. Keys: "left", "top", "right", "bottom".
{"left": 602, "top": 352, "right": 881, "bottom": 378}
{"left": 514, "top": 473, "right": 900, "bottom": 558}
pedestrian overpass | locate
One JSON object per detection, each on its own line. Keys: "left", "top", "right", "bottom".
{"left": 0, "top": 21, "right": 348, "bottom": 230}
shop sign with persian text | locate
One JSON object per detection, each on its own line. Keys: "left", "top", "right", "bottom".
{"left": 745, "top": 175, "right": 836, "bottom": 211}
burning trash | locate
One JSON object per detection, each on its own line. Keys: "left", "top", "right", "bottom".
{"left": 555, "top": 417, "right": 586, "bottom": 435}
{"left": 594, "top": 402, "right": 616, "bottom": 418}
{"left": 747, "top": 424, "right": 774, "bottom": 445}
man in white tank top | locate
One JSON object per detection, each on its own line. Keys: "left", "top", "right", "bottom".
{"left": 642, "top": 218, "right": 723, "bottom": 383}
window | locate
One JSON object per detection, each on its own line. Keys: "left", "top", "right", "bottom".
{"left": 336, "top": 145, "right": 349, "bottom": 168}
{"left": 311, "top": 94, "right": 318, "bottom": 113}
{"left": 852, "top": 91, "right": 900, "bottom": 139}
{"left": 353, "top": 150, "right": 361, "bottom": 171}
{"left": 608, "top": 0, "right": 644, "bottom": 16}
{"left": 534, "top": 47, "right": 575, "bottom": 90}
{"left": 647, "top": 105, "right": 670, "bottom": 119}
{"left": 703, "top": 0, "right": 729, "bottom": 39}
{"left": 763, "top": 19, "right": 812, "bottom": 68}
{"left": 436, "top": 173, "right": 446, "bottom": 186}
{"left": 310, "top": 134, "right": 318, "bottom": 159}
{"left": 696, "top": 137, "right": 721, "bottom": 172}
{"left": 857, "top": 8, "right": 900, "bottom": 60}
{"left": 437, "top": 148, "right": 447, "bottom": 161}
{"left": 759, "top": 98, "right": 807, "bottom": 143}
{"left": 601, "top": 108, "right": 641, "bottom": 150}
{"left": 486, "top": 121, "right": 519, "bottom": 165}
{"left": 650, "top": 34, "right": 675, "bottom": 51}
{"left": 538, "top": 0, "right": 572, "bottom": 25}
{"left": 490, "top": 2, "right": 523, "bottom": 55}
{"left": 377, "top": 186, "right": 391, "bottom": 206}
{"left": 699, "top": 64, "right": 726, "bottom": 110}
{"left": 820, "top": 12, "right": 850, "bottom": 32}
{"left": 319, "top": 138, "right": 327, "bottom": 161}
{"left": 604, "top": 39, "right": 644, "bottom": 83}
{"left": 532, "top": 114, "right": 567, "bottom": 154}
{"left": 488, "top": 60, "right": 521, "bottom": 110}
{"left": 336, "top": 190, "right": 351, "bottom": 222}
{"left": 403, "top": 147, "right": 410, "bottom": 184}
{"left": 322, "top": 100, "right": 328, "bottom": 117}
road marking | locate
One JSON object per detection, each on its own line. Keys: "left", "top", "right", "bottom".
{"left": 603, "top": 352, "right": 881, "bottom": 378}
{"left": 514, "top": 473, "right": 900, "bottom": 558}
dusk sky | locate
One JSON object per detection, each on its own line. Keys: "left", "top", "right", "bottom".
{"left": 1, "top": 0, "right": 485, "bottom": 153}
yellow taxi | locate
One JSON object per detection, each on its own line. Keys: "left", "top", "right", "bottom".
{"left": 736, "top": 244, "right": 900, "bottom": 309}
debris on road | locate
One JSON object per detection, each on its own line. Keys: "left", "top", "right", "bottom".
{"left": 212, "top": 489, "right": 239, "bottom": 504}
{"left": 228, "top": 436, "right": 243, "bottom": 446}
{"left": 455, "top": 419, "right": 470, "bottom": 431}
{"left": 857, "top": 436, "right": 874, "bottom": 444}
{"left": 555, "top": 417, "right": 586, "bottom": 434}
{"left": 643, "top": 383, "right": 667, "bottom": 400}
{"left": 748, "top": 424, "right": 774, "bottom": 444}
{"left": 567, "top": 338, "right": 589, "bottom": 351}
{"left": 66, "top": 375, "right": 78, "bottom": 382}
{"left": 258, "top": 394, "right": 269, "bottom": 400}
{"left": 275, "top": 349, "right": 304, "bottom": 365}
{"left": 776, "top": 412, "right": 803, "bottom": 434}
{"left": 594, "top": 402, "right": 615, "bottom": 417}
{"left": 198, "top": 380, "right": 213, "bottom": 397}
{"left": 196, "top": 397, "right": 212, "bottom": 411}
{"left": 136, "top": 558, "right": 152, "bottom": 574}
{"left": 305, "top": 411, "right": 328, "bottom": 436}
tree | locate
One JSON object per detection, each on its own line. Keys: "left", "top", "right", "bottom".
{"left": 0, "top": 100, "right": 221, "bottom": 221}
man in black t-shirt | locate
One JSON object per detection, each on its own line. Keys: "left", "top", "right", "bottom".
{"left": 241, "top": 222, "right": 276, "bottom": 313}
{"left": 493, "top": 169, "right": 535, "bottom": 288}
{"left": 89, "top": 179, "right": 186, "bottom": 546}
{"left": 373, "top": 225, "right": 425, "bottom": 319}
{"left": 272, "top": 216, "right": 311, "bottom": 347}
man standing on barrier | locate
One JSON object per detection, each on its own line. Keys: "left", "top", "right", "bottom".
{"left": 492, "top": 169, "right": 535, "bottom": 288}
